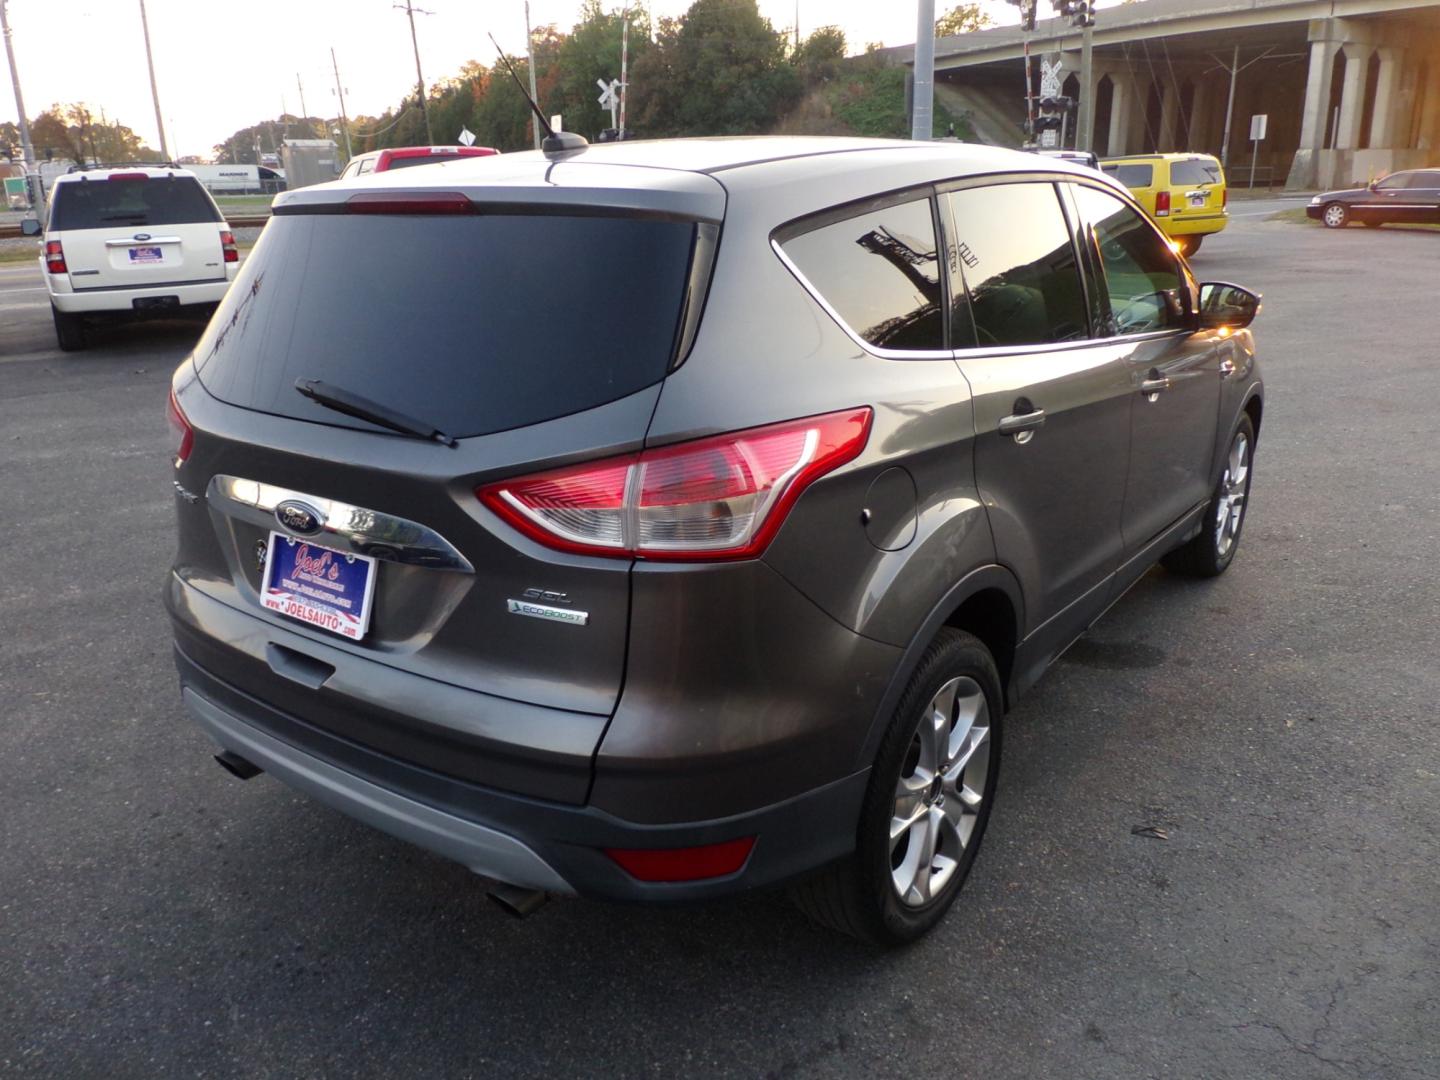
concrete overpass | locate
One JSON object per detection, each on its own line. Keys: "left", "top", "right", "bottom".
{"left": 894, "top": 0, "right": 1440, "bottom": 189}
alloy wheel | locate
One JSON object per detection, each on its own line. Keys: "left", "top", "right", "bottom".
{"left": 1323, "top": 203, "right": 1347, "bottom": 228}
{"left": 889, "top": 676, "right": 991, "bottom": 908}
{"left": 1215, "top": 430, "right": 1250, "bottom": 558}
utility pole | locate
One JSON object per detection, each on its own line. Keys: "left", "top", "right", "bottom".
{"left": 1076, "top": 21, "right": 1094, "bottom": 151}
{"left": 331, "top": 48, "right": 352, "bottom": 158}
{"left": 524, "top": 1, "right": 541, "bottom": 149}
{"left": 137, "top": 0, "right": 170, "bottom": 160}
{"left": 396, "top": 1, "right": 434, "bottom": 144}
{"left": 296, "top": 74, "right": 310, "bottom": 137}
{"left": 0, "top": 0, "right": 43, "bottom": 215}
{"left": 911, "top": 0, "right": 935, "bottom": 140}
{"left": 619, "top": 16, "right": 629, "bottom": 137}
{"left": 1220, "top": 44, "right": 1240, "bottom": 169}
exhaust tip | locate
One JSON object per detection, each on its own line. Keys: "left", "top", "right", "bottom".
{"left": 487, "top": 883, "right": 549, "bottom": 919}
{"left": 214, "top": 750, "right": 263, "bottom": 781}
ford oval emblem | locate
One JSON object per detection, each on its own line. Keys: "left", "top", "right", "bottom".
{"left": 134, "top": 232, "right": 152, "bottom": 242}
{"left": 275, "top": 500, "right": 324, "bottom": 536}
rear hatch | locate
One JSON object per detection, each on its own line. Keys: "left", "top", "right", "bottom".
{"left": 1166, "top": 155, "right": 1225, "bottom": 222}
{"left": 52, "top": 172, "right": 226, "bottom": 290}
{"left": 171, "top": 177, "right": 721, "bottom": 801}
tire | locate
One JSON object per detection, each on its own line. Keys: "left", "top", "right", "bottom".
{"left": 1162, "top": 414, "right": 1255, "bottom": 578}
{"left": 790, "top": 629, "right": 1003, "bottom": 945}
{"left": 1362, "top": 219, "right": 1383, "bottom": 228}
{"left": 1321, "top": 202, "right": 1350, "bottom": 228}
{"left": 1175, "top": 235, "right": 1203, "bottom": 257}
{"left": 52, "top": 305, "right": 88, "bottom": 352}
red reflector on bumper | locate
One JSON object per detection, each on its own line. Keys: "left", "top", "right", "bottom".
{"left": 605, "top": 837, "right": 756, "bottom": 883}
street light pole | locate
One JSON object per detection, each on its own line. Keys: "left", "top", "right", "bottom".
{"left": 137, "top": 0, "right": 170, "bottom": 159}
{"left": 0, "top": 0, "right": 43, "bottom": 215}
{"left": 911, "top": 0, "right": 935, "bottom": 140}
{"left": 396, "top": 0, "right": 434, "bottom": 144}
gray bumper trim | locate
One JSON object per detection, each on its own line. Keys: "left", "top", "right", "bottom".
{"left": 183, "top": 688, "right": 575, "bottom": 894}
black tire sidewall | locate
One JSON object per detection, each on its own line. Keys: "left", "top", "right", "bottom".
{"left": 1206, "top": 414, "right": 1257, "bottom": 574}
{"left": 856, "top": 630, "right": 1003, "bottom": 945}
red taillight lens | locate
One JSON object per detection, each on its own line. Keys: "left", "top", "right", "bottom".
{"left": 220, "top": 229, "right": 238, "bottom": 263}
{"left": 345, "top": 191, "right": 474, "bottom": 215}
{"left": 167, "top": 388, "right": 194, "bottom": 465}
{"left": 605, "top": 837, "right": 756, "bottom": 882}
{"left": 477, "top": 407, "right": 873, "bottom": 561}
{"left": 1222, "top": 188, "right": 1228, "bottom": 209}
{"left": 1155, "top": 190, "right": 1171, "bottom": 217}
{"left": 44, "top": 240, "right": 67, "bottom": 274}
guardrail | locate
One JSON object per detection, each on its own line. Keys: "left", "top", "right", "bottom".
{"left": 0, "top": 214, "right": 270, "bottom": 240}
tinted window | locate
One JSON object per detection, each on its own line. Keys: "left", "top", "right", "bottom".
{"left": 1102, "top": 163, "right": 1154, "bottom": 188}
{"left": 194, "top": 212, "right": 695, "bottom": 439}
{"left": 946, "top": 183, "right": 1090, "bottom": 346}
{"left": 1375, "top": 172, "right": 1410, "bottom": 190}
{"left": 1168, "top": 158, "right": 1223, "bottom": 186}
{"left": 51, "top": 176, "right": 221, "bottom": 230}
{"left": 1405, "top": 171, "right": 1439, "bottom": 189}
{"left": 1072, "top": 185, "right": 1188, "bottom": 335}
{"left": 782, "top": 198, "right": 943, "bottom": 351}
{"left": 384, "top": 155, "right": 454, "bottom": 170}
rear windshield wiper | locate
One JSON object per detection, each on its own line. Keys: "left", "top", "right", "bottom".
{"left": 295, "top": 379, "right": 457, "bottom": 447}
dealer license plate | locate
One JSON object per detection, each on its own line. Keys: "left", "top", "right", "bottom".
{"left": 261, "top": 532, "right": 377, "bottom": 641}
{"left": 128, "top": 246, "right": 163, "bottom": 263}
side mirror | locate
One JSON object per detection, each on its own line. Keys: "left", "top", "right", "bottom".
{"left": 20, "top": 218, "right": 42, "bottom": 237}
{"left": 1198, "top": 281, "right": 1260, "bottom": 331}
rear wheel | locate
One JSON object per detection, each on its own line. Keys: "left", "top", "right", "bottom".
{"left": 790, "top": 629, "right": 1002, "bottom": 945}
{"left": 1322, "top": 202, "right": 1350, "bottom": 228}
{"left": 52, "top": 305, "right": 88, "bottom": 352}
{"left": 1162, "top": 414, "right": 1255, "bottom": 578}
{"left": 1362, "top": 219, "right": 1383, "bottom": 228}
{"left": 1175, "top": 235, "right": 1203, "bottom": 257}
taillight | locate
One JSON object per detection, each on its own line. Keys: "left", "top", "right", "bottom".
{"left": 605, "top": 837, "right": 756, "bottom": 882}
{"left": 220, "top": 229, "right": 238, "bottom": 263}
{"left": 1155, "top": 190, "right": 1171, "bottom": 217}
{"left": 1222, "top": 188, "right": 1228, "bottom": 209}
{"left": 44, "top": 240, "right": 67, "bottom": 274}
{"left": 478, "top": 407, "right": 873, "bottom": 561}
{"left": 167, "top": 388, "right": 194, "bottom": 466}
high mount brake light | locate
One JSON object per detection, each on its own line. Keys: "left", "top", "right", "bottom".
{"left": 345, "top": 191, "right": 474, "bottom": 215}
{"left": 107, "top": 172, "right": 149, "bottom": 181}
{"left": 167, "top": 389, "right": 194, "bottom": 466}
{"left": 477, "top": 408, "right": 874, "bottom": 561}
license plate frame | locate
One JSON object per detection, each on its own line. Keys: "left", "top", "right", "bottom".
{"left": 261, "top": 532, "right": 377, "bottom": 641}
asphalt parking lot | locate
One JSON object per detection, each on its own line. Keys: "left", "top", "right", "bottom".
{"left": 2, "top": 211, "right": 1437, "bottom": 1080}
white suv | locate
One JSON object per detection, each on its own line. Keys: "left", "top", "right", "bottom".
{"left": 23, "top": 165, "right": 239, "bottom": 351}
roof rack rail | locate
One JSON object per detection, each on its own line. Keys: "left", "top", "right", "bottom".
{"left": 67, "top": 160, "right": 183, "bottom": 173}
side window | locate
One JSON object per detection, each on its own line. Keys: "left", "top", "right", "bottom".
{"left": 1071, "top": 184, "right": 1188, "bottom": 336}
{"left": 1375, "top": 172, "right": 1408, "bottom": 190}
{"left": 944, "top": 182, "right": 1090, "bottom": 347}
{"left": 1405, "top": 171, "right": 1438, "bottom": 189}
{"left": 780, "top": 197, "right": 944, "bottom": 352}
{"left": 356, "top": 158, "right": 375, "bottom": 175}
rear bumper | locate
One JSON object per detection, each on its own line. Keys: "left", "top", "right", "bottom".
{"left": 1165, "top": 213, "right": 1228, "bottom": 237}
{"left": 49, "top": 275, "right": 231, "bottom": 314}
{"left": 175, "top": 647, "right": 868, "bottom": 901}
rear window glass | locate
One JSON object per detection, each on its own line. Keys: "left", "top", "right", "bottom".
{"left": 1102, "top": 163, "right": 1153, "bottom": 189}
{"left": 1168, "top": 158, "right": 1223, "bottom": 186}
{"left": 383, "top": 155, "right": 454, "bottom": 170}
{"left": 51, "top": 176, "right": 221, "bottom": 230}
{"left": 193, "top": 212, "right": 695, "bottom": 439}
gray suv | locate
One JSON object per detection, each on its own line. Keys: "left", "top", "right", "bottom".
{"left": 166, "top": 137, "right": 1263, "bottom": 944}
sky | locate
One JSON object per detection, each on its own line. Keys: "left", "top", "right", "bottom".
{"left": 2, "top": 0, "right": 1022, "bottom": 159}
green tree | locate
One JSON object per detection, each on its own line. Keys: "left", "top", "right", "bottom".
{"left": 30, "top": 104, "right": 156, "bottom": 164}
{"left": 795, "top": 25, "right": 846, "bottom": 84}
{"left": 549, "top": 3, "right": 653, "bottom": 137}
{"left": 935, "top": 3, "right": 993, "bottom": 36}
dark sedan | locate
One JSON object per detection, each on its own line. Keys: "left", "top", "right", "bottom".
{"left": 1307, "top": 168, "right": 1440, "bottom": 228}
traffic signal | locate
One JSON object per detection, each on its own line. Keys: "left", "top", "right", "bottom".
{"left": 1007, "top": 0, "right": 1038, "bottom": 32}
{"left": 1052, "top": 0, "right": 1095, "bottom": 26}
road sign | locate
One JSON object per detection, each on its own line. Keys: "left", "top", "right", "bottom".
{"left": 457, "top": 127, "right": 476, "bottom": 147}
{"left": 1249, "top": 114, "right": 1267, "bottom": 141}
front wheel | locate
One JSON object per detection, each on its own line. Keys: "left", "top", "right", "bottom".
{"left": 1322, "top": 202, "right": 1350, "bottom": 228}
{"left": 1163, "top": 414, "right": 1255, "bottom": 578}
{"left": 790, "top": 629, "right": 1002, "bottom": 945}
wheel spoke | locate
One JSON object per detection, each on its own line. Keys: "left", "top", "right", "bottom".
{"left": 890, "top": 799, "right": 928, "bottom": 849}
{"left": 943, "top": 723, "right": 990, "bottom": 785}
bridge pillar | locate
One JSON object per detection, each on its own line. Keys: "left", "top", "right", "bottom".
{"left": 1368, "top": 48, "right": 1402, "bottom": 149}
{"left": 1107, "top": 74, "right": 1133, "bottom": 156}
{"left": 1422, "top": 60, "right": 1440, "bottom": 151}
{"left": 1158, "top": 84, "right": 1181, "bottom": 150}
{"left": 1334, "top": 42, "right": 1372, "bottom": 150}
{"left": 1286, "top": 21, "right": 1346, "bottom": 190}
{"left": 1188, "top": 78, "right": 1211, "bottom": 153}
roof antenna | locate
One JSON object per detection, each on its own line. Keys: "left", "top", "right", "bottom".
{"left": 487, "top": 32, "right": 588, "bottom": 159}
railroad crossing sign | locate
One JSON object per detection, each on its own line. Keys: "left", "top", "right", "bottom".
{"left": 457, "top": 126, "right": 476, "bottom": 147}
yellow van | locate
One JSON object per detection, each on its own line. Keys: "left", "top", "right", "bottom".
{"left": 1099, "top": 153, "right": 1229, "bottom": 256}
